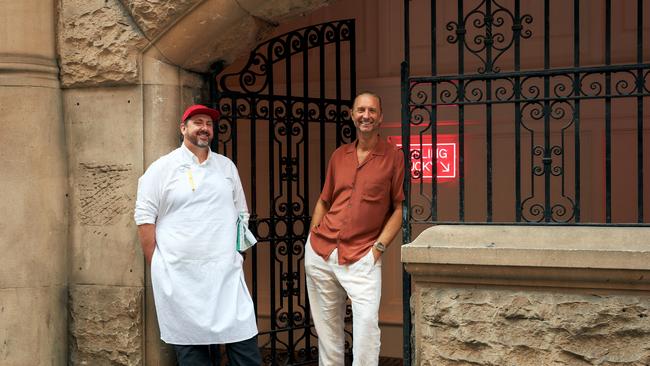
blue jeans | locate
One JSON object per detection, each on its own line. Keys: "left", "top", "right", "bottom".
{"left": 173, "top": 336, "right": 261, "bottom": 366}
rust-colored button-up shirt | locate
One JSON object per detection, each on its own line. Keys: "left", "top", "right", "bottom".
{"left": 310, "top": 138, "right": 405, "bottom": 264}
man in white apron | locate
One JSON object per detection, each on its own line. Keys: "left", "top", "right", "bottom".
{"left": 134, "top": 104, "right": 261, "bottom": 365}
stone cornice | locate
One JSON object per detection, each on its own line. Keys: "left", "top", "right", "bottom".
{"left": 402, "top": 225, "right": 650, "bottom": 290}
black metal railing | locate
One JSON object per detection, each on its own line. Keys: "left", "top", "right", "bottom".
{"left": 402, "top": 0, "right": 649, "bottom": 363}
{"left": 402, "top": 0, "right": 649, "bottom": 227}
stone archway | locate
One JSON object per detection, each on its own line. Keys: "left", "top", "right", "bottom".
{"left": 56, "top": 1, "right": 333, "bottom": 364}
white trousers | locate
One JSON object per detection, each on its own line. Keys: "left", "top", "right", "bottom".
{"left": 305, "top": 238, "right": 382, "bottom": 366}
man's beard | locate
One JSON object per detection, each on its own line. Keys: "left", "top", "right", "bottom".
{"left": 188, "top": 132, "right": 212, "bottom": 148}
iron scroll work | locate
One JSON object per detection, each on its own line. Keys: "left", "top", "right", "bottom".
{"left": 209, "top": 20, "right": 356, "bottom": 365}
{"left": 401, "top": 2, "right": 649, "bottom": 363}
{"left": 401, "top": 0, "right": 650, "bottom": 226}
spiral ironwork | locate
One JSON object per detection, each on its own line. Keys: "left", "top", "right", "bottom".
{"left": 403, "top": 0, "right": 650, "bottom": 226}
{"left": 210, "top": 19, "right": 356, "bottom": 365}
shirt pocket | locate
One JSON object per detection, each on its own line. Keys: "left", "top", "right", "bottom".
{"left": 361, "top": 182, "right": 388, "bottom": 202}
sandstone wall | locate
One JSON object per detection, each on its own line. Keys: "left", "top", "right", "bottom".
{"left": 417, "top": 287, "right": 650, "bottom": 365}
{"left": 69, "top": 286, "right": 143, "bottom": 365}
{"left": 57, "top": 0, "right": 148, "bottom": 87}
{"left": 403, "top": 225, "right": 650, "bottom": 366}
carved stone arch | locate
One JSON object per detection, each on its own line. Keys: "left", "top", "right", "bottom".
{"left": 58, "top": 0, "right": 334, "bottom": 86}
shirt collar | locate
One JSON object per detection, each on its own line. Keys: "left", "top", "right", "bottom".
{"left": 344, "top": 135, "right": 388, "bottom": 156}
{"left": 180, "top": 143, "right": 212, "bottom": 165}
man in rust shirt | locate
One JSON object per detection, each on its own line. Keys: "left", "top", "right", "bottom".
{"left": 305, "top": 91, "right": 404, "bottom": 365}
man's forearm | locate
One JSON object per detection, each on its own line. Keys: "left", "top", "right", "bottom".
{"left": 310, "top": 199, "right": 329, "bottom": 229}
{"left": 137, "top": 224, "right": 156, "bottom": 265}
{"left": 376, "top": 202, "right": 403, "bottom": 249}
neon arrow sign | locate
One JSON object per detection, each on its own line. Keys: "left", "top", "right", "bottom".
{"left": 388, "top": 135, "right": 458, "bottom": 183}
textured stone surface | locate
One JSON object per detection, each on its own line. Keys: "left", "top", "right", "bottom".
{"left": 69, "top": 285, "right": 143, "bottom": 366}
{"left": 415, "top": 287, "right": 650, "bottom": 366}
{"left": 58, "top": 0, "right": 147, "bottom": 87}
{"left": 57, "top": 0, "right": 340, "bottom": 85}
{"left": 64, "top": 86, "right": 143, "bottom": 286}
{"left": 238, "top": 0, "right": 334, "bottom": 22}
{"left": 118, "top": 0, "right": 200, "bottom": 39}
{"left": 78, "top": 162, "right": 133, "bottom": 226}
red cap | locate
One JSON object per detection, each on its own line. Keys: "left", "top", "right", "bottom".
{"left": 182, "top": 104, "right": 220, "bottom": 122}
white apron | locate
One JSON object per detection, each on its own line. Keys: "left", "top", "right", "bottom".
{"left": 151, "top": 160, "right": 257, "bottom": 345}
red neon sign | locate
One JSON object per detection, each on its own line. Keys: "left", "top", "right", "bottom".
{"left": 389, "top": 135, "right": 458, "bottom": 183}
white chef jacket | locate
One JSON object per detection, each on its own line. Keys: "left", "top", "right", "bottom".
{"left": 134, "top": 144, "right": 258, "bottom": 345}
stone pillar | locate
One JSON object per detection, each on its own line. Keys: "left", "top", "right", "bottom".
{"left": 402, "top": 225, "right": 650, "bottom": 366}
{"left": 0, "top": 0, "right": 67, "bottom": 365}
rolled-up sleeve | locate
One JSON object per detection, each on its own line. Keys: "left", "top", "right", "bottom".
{"left": 230, "top": 161, "right": 249, "bottom": 214}
{"left": 134, "top": 166, "right": 160, "bottom": 225}
{"left": 319, "top": 157, "right": 335, "bottom": 205}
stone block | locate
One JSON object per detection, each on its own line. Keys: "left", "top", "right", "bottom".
{"left": 0, "top": 286, "right": 67, "bottom": 366}
{"left": 142, "top": 52, "right": 180, "bottom": 86}
{"left": 58, "top": 0, "right": 147, "bottom": 87}
{"left": 143, "top": 83, "right": 182, "bottom": 165}
{"left": 118, "top": 0, "right": 201, "bottom": 39}
{"left": 0, "top": 85, "right": 66, "bottom": 289}
{"left": 415, "top": 287, "right": 650, "bottom": 366}
{"left": 64, "top": 86, "right": 144, "bottom": 286}
{"left": 69, "top": 285, "right": 143, "bottom": 366}
{"left": 0, "top": 0, "right": 57, "bottom": 58}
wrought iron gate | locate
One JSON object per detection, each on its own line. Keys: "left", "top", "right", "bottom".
{"left": 209, "top": 19, "right": 356, "bottom": 365}
{"left": 401, "top": 0, "right": 649, "bottom": 364}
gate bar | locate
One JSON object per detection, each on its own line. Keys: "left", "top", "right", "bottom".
{"left": 637, "top": 0, "right": 645, "bottom": 223}
{"left": 573, "top": 0, "right": 581, "bottom": 223}
{"left": 401, "top": 0, "right": 411, "bottom": 362}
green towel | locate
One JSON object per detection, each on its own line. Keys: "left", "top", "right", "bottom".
{"left": 236, "top": 212, "right": 257, "bottom": 252}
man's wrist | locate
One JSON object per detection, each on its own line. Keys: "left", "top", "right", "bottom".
{"left": 373, "top": 241, "right": 386, "bottom": 253}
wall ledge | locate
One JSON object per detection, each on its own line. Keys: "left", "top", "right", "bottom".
{"left": 402, "top": 225, "right": 650, "bottom": 290}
